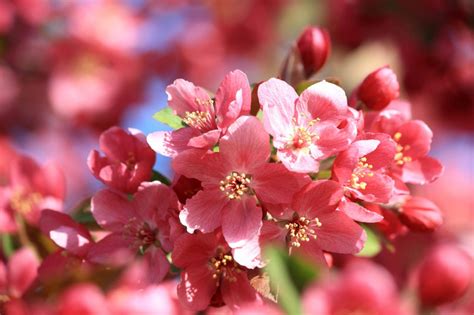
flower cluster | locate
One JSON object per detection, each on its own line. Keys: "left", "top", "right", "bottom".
{"left": 2, "top": 26, "right": 468, "bottom": 315}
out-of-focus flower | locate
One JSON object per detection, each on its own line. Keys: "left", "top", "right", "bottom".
{"left": 398, "top": 196, "right": 443, "bottom": 232}
{"left": 172, "top": 231, "right": 259, "bottom": 311}
{"left": 89, "top": 182, "right": 181, "bottom": 283}
{"left": 172, "top": 116, "right": 306, "bottom": 249}
{"left": 303, "top": 259, "right": 409, "bottom": 315}
{"left": 0, "top": 65, "right": 19, "bottom": 116}
{"left": 88, "top": 127, "right": 156, "bottom": 194}
{"left": 296, "top": 26, "right": 331, "bottom": 78}
{"left": 258, "top": 79, "right": 356, "bottom": 173}
{"left": 416, "top": 244, "right": 472, "bottom": 307}
{"left": 354, "top": 66, "right": 400, "bottom": 111}
{"left": 147, "top": 70, "right": 251, "bottom": 157}
{"left": 261, "top": 180, "right": 366, "bottom": 264}
{"left": 56, "top": 283, "right": 109, "bottom": 315}
{"left": 0, "top": 155, "right": 65, "bottom": 232}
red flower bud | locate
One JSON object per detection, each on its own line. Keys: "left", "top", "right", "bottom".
{"left": 417, "top": 245, "right": 472, "bottom": 307}
{"left": 399, "top": 197, "right": 443, "bottom": 232}
{"left": 296, "top": 26, "right": 331, "bottom": 78}
{"left": 357, "top": 66, "right": 399, "bottom": 110}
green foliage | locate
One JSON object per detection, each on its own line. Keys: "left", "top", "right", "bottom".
{"left": 151, "top": 170, "right": 171, "bottom": 186}
{"left": 153, "top": 107, "right": 184, "bottom": 130}
{"left": 356, "top": 225, "right": 382, "bottom": 257}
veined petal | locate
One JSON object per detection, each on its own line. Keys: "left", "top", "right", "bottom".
{"left": 222, "top": 197, "right": 262, "bottom": 248}
{"left": 91, "top": 189, "right": 133, "bottom": 231}
{"left": 401, "top": 156, "right": 444, "bottom": 185}
{"left": 166, "top": 79, "right": 212, "bottom": 116}
{"left": 293, "top": 180, "right": 344, "bottom": 217}
{"left": 277, "top": 148, "right": 320, "bottom": 173}
{"left": 339, "top": 198, "right": 384, "bottom": 223}
{"left": 147, "top": 128, "right": 198, "bottom": 158}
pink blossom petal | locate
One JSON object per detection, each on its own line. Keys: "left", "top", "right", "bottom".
{"left": 401, "top": 156, "right": 444, "bottom": 185}
{"left": 147, "top": 128, "right": 198, "bottom": 158}
{"left": 179, "top": 189, "right": 227, "bottom": 233}
{"left": 172, "top": 149, "right": 227, "bottom": 185}
{"left": 177, "top": 265, "right": 217, "bottom": 311}
{"left": 222, "top": 197, "right": 262, "bottom": 248}
{"left": 396, "top": 120, "right": 433, "bottom": 159}
{"left": 252, "top": 163, "right": 305, "bottom": 204}
{"left": 58, "top": 284, "right": 109, "bottom": 315}
{"left": 86, "top": 233, "right": 135, "bottom": 266}
{"left": 91, "top": 189, "right": 133, "bottom": 231}
{"left": 8, "top": 248, "right": 39, "bottom": 298}
{"left": 277, "top": 148, "right": 320, "bottom": 173}
{"left": 232, "top": 233, "right": 263, "bottom": 269}
{"left": 133, "top": 182, "right": 177, "bottom": 224}
{"left": 0, "top": 261, "right": 7, "bottom": 293}
{"left": 316, "top": 211, "right": 366, "bottom": 254}
{"left": 172, "top": 233, "right": 219, "bottom": 269}
{"left": 215, "top": 70, "right": 251, "bottom": 129}
{"left": 293, "top": 180, "right": 343, "bottom": 217}
{"left": 144, "top": 247, "right": 170, "bottom": 284}
{"left": 293, "top": 240, "right": 327, "bottom": 265}
{"left": 315, "top": 121, "right": 357, "bottom": 158}
{"left": 220, "top": 116, "right": 270, "bottom": 172}
{"left": 221, "top": 271, "right": 258, "bottom": 309}
{"left": 339, "top": 198, "right": 383, "bottom": 223}
{"left": 166, "top": 79, "right": 212, "bottom": 116}
{"left": 351, "top": 172, "right": 394, "bottom": 203}
{"left": 258, "top": 78, "right": 297, "bottom": 138}
{"left": 188, "top": 129, "right": 221, "bottom": 148}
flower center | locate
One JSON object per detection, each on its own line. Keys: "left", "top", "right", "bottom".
{"left": 393, "top": 132, "right": 412, "bottom": 165}
{"left": 209, "top": 249, "right": 240, "bottom": 284}
{"left": 10, "top": 191, "right": 42, "bottom": 214}
{"left": 349, "top": 157, "right": 374, "bottom": 190}
{"left": 123, "top": 218, "right": 157, "bottom": 250}
{"left": 124, "top": 152, "right": 136, "bottom": 171}
{"left": 287, "top": 119, "right": 320, "bottom": 150}
{"left": 219, "top": 172, "right": 251, "bottom": 200}
{"left": 285, "top": 216, "right": 322, "bottom": 248}
{"left": 182, "top": 98, "right": 216, "bottom": 132}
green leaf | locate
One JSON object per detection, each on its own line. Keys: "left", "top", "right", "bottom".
{"left": 1, "top": 233, "right": 14, "bottom": 258}
{"left": 286, "top": 254, "right": 320, "bottom": 292}
{"left": 264, "top": 246, "right": 302, "bottom": 314}
{"left": 151, "top": 170, "right": 171, "bottom": 186}
{"left": 356, "top": 226, "right": 382, "bottom": 257}
{"left": 153, "top": 107, "right": 183, "bottom": 129}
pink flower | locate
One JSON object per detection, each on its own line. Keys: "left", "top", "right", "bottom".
{"left": 416, "top": 244, "right": 472, "bottom": 307}
{"left": 355, "top": 66, "right": 400, "bottom": 110}
{"left": 0, "top": 248, "right": 40, "bottom": 303}
{"left": 332, "top": 133, "right": 396, "bottom": 221}
{"left": 88, "top": 182, "right": 181, "bottom": 283}
{"left": 88, "top": 126, "right": 156, "bottom": 194}
{"left": 147, "top": 70, "right": 251, "bottom": 157}
{"left": 303, "top": 260, "right": 409, "bottom": 315}
{"left": 172, "top": 231, "right": 259, "bottom": 311}
{"left": 261, "top": 180, "right": 366, "bottom": 264}
{"left": 296, "top": 26, "right": 331, "bottom": 77}
{"left": 398, "top": 196, "right": 443, "bottom": 232}
{"left": 172, "top": 116, "right": 307, "bottom": 248}
{"left": 0, "top": 155, "right": 64, "bottom": 232}
{"left": 57, "top": 283, "right": 109, "bottom": 315}
{"left": 258, "top": 79, "right": 356, "bottom": 173}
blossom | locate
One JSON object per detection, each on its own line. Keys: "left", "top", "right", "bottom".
{"left": 261, "top": 180, "right": 366, "bottom": 264}
{"left": 173, "top": 116, "right": 307, "bottom": 249}
{"left": 88, "top": 126, "right": 156, "bottom": 194}
{"left": 398, "top": 196, "right": 443, "bottom": 232}
{"left": 258, "top": 79, "right": 356, "bottom": 173}
{"left": 172, "top": 231, "right": 259, "bottom": 311}
{"left": 147, "top": 70, "right": 251, "bottom": 157}
{"left": 88, "top": 182, "right": 181, "bottom": 283}
{"left": 296, "top": 26, "right": 331, "bottom": 77}
{"left": 0, "top": 155, "right": 64, "bottom": 233}
{"left": 354, "top": 65, "right": 400, "bottom": 110}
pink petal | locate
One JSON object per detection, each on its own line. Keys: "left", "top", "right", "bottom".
{"left": 292, "top": 180, "right": 344, "bottom": 217}
{"left": 396, "top": 120, "right": 433, "bottom": 159}
{"left": 316, "top": 211, "right": 366, "bottom": 254}
{"left": 339, "top": 198, "right": 383, "bottom": 223}
{"left": 172, "top": 233, "right": 219, "bottom": 269}
{"left": 297, "top": 80, "right": 348, "bottom": 124}
{"left": 277, "top": 148, "right": 320, "bottom": 173}
{"left": 352, "top": 172, "right": 394, "bottom": 203}
{"left": 401, "top": 156, "right": 444, "bottom": 185}
{"left": 86, "top": 233, "right": 135, "bottom": 266}
{"left": 179, "top": 189, "right": 227, "bottom": 233}
{"left": 147, "top": 128, "right": 198, "bottom": 158}
{"left": 293, "top": 240, "right": 327, "bottom": 265}
{"left": 91, "top": 189, "right": 133, "bottom": 231}
{"left": 58, "top": 284, "right": 109, "bottom": 315}
{"left": 166, "top": 79, "right": 212, "bottom": 117}
{"left": 315, "top": 120, "right": 357, "bottom": 158}
{"left": 362, "top": 133, "right": 397, "bottom": 170}
{"left": 258, "top": 78, "right": 297, "bottom": 138}
{"left": 40, "top": 162, "right": 66, "bottom": 200}
{"left": 172, "top": 149, "right": 227, "bottom": 185}
{"left": 222, "top": 197, "right": 262, "bottom": 248}
{"left": 0, "top": 261, "right": 6, "bottom": 294}
{"left": 144, "top": 247, "right": 170, "bottom": 284}
{"left": 215, "top": 70, "right": 251, "bottom": 129}
{"left": 8, "top": 248, "right": 39, "bottom": 298}
{"left": 188, "top": 129, "right": 221, "bottom": 148}
{"left": 177, "top": 265, "right": 217, "bottom": 311}
{"left": 0, "top": 194, "right": 17, "bottom": 232}
{"left": 99, "top": 127, "right": 137, "bottom": 162}
{"left": 252, "top": 163, "right": 305, "bottom": 204}
{"left": 232, "top": 232, "right": 263, "bottom": 269}
{"left": 221, "top": 271, "right": 258, "bottom": 309}
{"left": 220, "top": 116, "right": 270, "bottom": 172}
{"left": 39, "top": 210, "right": 92, "bottom": 256}
{"left": 133, "top": 182, "right": 177, "bottom": 224}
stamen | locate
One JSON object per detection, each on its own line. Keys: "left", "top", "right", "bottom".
{"left": 209, "top": 250, "right": 240, "bottom": 284}
{"left": 182, "top": 111, "right": 213, "bottom": 131}
{"left": 10, "top": 191, "right": 42, "bottom": 214}
{"left": 285, "top": 216, "right": 322, "bottom": 248}
{"left": 349, "top": 157, "right": 374, "bottom": 190}
{"left": 219, "top": 172, "right": 252, "bottom": 200}
{"left": 393, "top": 133, "right": 412, "bottom": 165}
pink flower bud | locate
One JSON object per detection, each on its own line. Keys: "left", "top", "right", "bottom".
{"left": 399, "top": 197, "right": 443, "bottom": 232}
{"left": 417, "top": 245, "right": 472, "bottom": 307}
{"left": 357, "top": 66, "right": 400, "bottom": 110}
{"left": 296, "top": 26, "right": 331, "bottom": 77}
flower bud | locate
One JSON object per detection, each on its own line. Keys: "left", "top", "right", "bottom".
{"left": 357, "top": 66, "right": 399, "bottom": 110}
{"left": 296, "top": 26, "right": 331, "bottom": 78}
{"left": 417, "top": 245, "right": 472, "bottom": 307}
{"left": 399, "top": 197, "right": 443, "bottom": 232}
